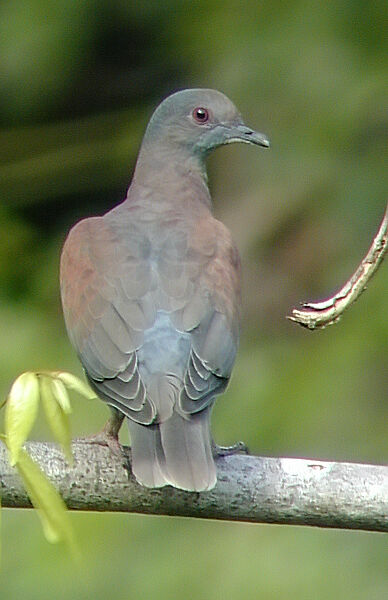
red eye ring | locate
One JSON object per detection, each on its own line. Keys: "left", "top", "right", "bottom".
{"left": 192, "top": 107, "right": 209, "bottom": 123}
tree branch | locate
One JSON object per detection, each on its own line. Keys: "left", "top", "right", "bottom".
{"left": 288, "top": 202, "right": 387, "bottom": 329}
{"left": 1, "top": 441, "right": 387, "bottom": 533}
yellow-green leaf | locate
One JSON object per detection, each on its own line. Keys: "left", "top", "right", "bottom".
{"left": 15, "top": 447, "right": 78, "bottom": 556}
{"left": 50, "top": 378, "right": 72, "bottom": 415}
{"left": 5, "top": 372, "right": 40, "bottom": 466}
{"left": 41, "top": 378, "right": 73, "bottom": 464}
{"left": 54, "top": 372, "right": 97, "bottom": 400}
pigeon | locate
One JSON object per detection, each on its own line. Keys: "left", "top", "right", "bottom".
{"left": 60, "top": 89, "right": 269, "bottom": 491}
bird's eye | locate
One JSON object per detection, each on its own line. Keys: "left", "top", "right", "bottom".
{"left": 192, "top": 107, "right": 209, "bottom": 123}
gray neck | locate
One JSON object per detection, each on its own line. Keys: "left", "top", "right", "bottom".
{"left": 127, "top": 136, "right": 212, "bottom": 209}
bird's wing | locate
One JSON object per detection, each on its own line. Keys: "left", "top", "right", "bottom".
{"left": 60, "top": 216, "right": 157, "bottom": 424}
{"left": 60, "top": 212, "right": 241, "bottom": 422}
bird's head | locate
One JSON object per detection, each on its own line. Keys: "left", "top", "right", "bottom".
{"left": 143, "top": 88, "right": 270, "bottom": 158}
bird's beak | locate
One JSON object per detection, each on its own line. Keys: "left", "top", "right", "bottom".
{"left": 223, "top": 124, "right": 270, "bottom": 148}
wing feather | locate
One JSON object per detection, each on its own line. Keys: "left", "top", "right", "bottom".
{"left": 60, "top": 209, "right": 241, "bottom": 424}
{"left": 60, "top": 216, "right": 156, "bottom": 423}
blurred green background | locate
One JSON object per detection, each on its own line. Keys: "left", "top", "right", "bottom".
{"left": 0, "top": 1, "right": 387, "bottom": 598}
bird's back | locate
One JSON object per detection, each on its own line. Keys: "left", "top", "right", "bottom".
{"left": 60, "top": 199, "right": 241, "bottom": 490}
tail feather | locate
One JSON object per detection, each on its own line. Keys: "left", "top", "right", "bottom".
{"left": 160, "top": 408, "right": 216, "bottom": 491}
{"left": 128, "top": 406, "right": 216, "bottom": 492}
{"left": 127, "top": 420, "right": 167, "bottom": 488}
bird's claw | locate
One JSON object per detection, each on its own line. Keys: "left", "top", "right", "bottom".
{"left": 213, "top": 441, "right": 249, "bottom": 457}
{"left": 74, "top": 411, "right": 125, "bottom": 459}
{"left": 74, "top": 430, "right": 123, "bottom": 458}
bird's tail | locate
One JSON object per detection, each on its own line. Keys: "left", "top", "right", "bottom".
{"left": 127, "top": 402, "right": 216, "bottom": 492}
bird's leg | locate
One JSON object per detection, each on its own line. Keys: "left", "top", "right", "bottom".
{"left": 212, "top": 440, "right": 249, "bottom": 457}
{"left": 75, "top": 408, "right": 125, "bottom": 457}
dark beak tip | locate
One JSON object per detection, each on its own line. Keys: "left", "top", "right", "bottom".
{"left": 252, "top": 132, "right": 270, "bottom": 148}
{"left": 241, "top": 127, "right": 270, "bottom": 148}
{"left": 222, "top": 124, "right": 270, "bottom": 149}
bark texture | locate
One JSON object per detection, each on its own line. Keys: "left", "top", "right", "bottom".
{"left": 1, "top": 441, "right": 387, "bottom": 532}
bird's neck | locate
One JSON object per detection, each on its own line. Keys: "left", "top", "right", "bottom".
{"left": 128, "top": 140, "right": 212, "bottom": 210}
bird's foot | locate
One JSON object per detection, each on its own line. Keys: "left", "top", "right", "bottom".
{"left": 75, "top": 412, "right": 124, "bottom": 458}
{"left": 75, "top": 430, "right": 122, "bottom": 458}
{"left": 213, "top": 441, "right": 249, "bottom": 457}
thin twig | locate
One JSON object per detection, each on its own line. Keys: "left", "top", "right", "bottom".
{"left": 1, "top": 441, "right": 387, "bottom": 533}
{"left": 288, "top": 202, "right": 387, "bottom": 329}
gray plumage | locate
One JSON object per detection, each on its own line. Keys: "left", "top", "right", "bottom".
{"left": 60, "top": 89, "right": 269, "bottom": 491}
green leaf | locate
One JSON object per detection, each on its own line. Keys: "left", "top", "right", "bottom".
{"left": 54, "top": 372, "right": 97, "bottom": 400}
{"left": 41, "top": 378, "right": 73, "bottom": 464}
{"left": 50, "top": 378, "right": 72, "bottom": 415}
{"left": 15, "top": 447, "right": 79, "bottom": 557}
{"left": 5, "top": 372, "right": 40, "bottom": 466}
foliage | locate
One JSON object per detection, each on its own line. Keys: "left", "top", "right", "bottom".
{"left": 1, "top": 371, "right": 95, "bottom": 556}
